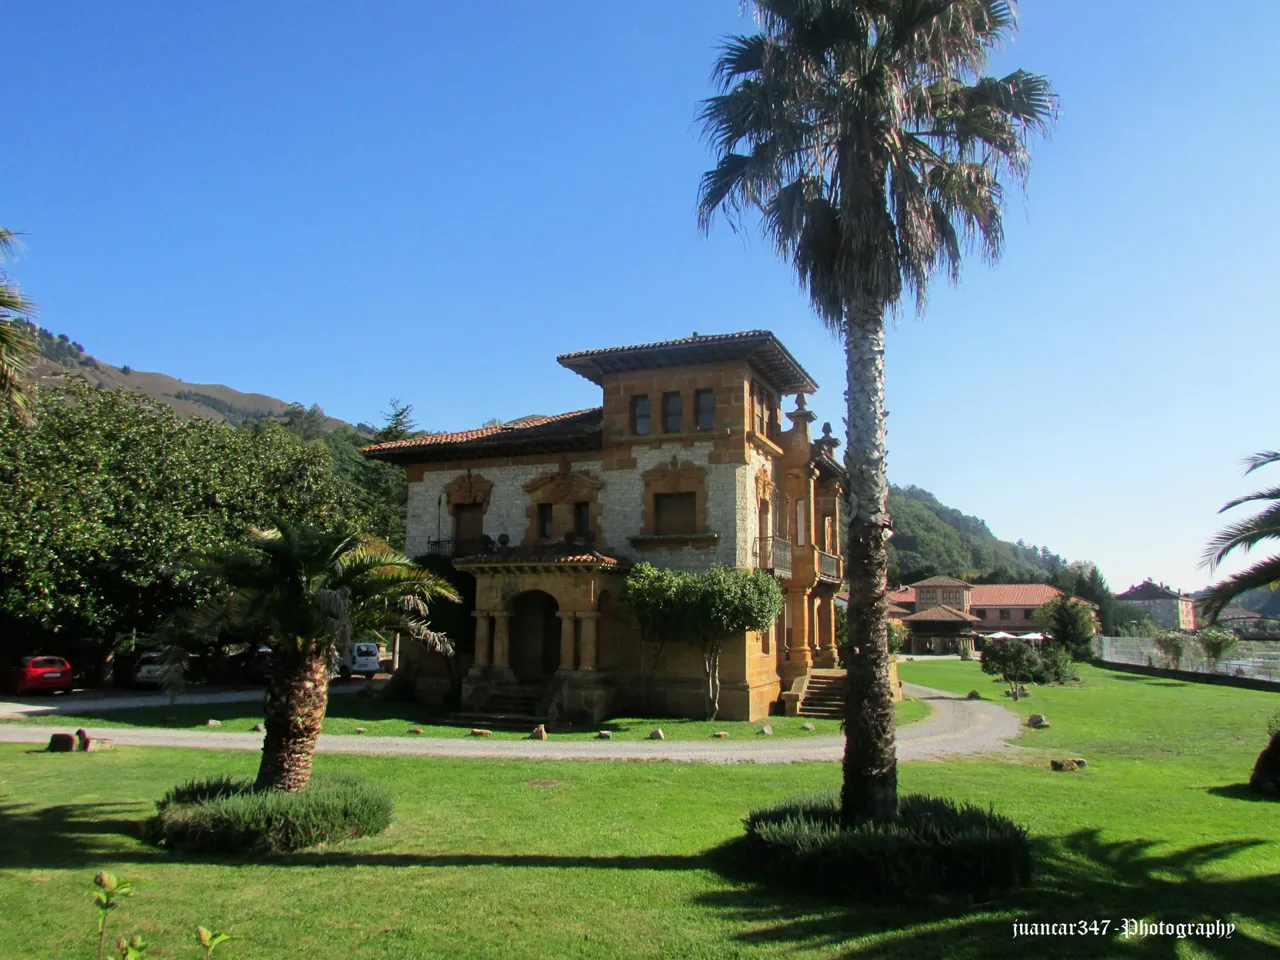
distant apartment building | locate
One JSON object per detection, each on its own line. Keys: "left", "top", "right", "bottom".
{"left": 1115, "top": 580, "right": 1196, "bottom": 631}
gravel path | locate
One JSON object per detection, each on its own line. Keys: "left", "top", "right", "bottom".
{"left": 0, "top": 684, "right": 1021, "bottom": 764}
{"left": 0, "top": 682, "right": 371, "bottom": 718}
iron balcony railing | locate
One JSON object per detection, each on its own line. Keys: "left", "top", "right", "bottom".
{"left": 754, "top": 537, "right": 793, "bottom": 580}
{"left": 817, "top": 549, "right": 842, "bottom": 583}
{"left": 422, "top": 538, "right": 490, "bottom": 558}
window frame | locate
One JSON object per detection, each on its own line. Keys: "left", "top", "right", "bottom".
{"left": 631, "top": 395, "right": 651, "bottom": 436}
{"left": 661, "top": 392, "right": 683, "bottom": 434}
{"left": 536, "top": 502, "right": 554, "bottom": 539}
{"left": 573, "top": 501, "right": 590, "bottom": 537}
{"left": 653, "top": 491, "right": 697, "bottom": 535}
{"left": 999, "top": 609, "right": 1011, "bottom": 621}
{"left": 694, "top": 388, "right": 715, "bottom": 430}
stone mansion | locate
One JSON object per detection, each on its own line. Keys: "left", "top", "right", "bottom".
{"left": 363, "top": 331, "right": 853, "bottom": 722}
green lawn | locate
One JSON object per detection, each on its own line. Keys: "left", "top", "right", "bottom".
{"left": 1, "top": 663, "right": 1276, "bottom": 959}
{"left": 0, "top": 694, "right": 929, "bottom": 741}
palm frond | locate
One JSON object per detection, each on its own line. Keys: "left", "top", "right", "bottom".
{"left": 1243, "top": 451, "right": 1280, "bottom": 475}
{"left": 1201, "top": 500, "right": 1280, "bottom": 571}
{"left": 1198, "top": 555, "right": 1280, "bottom": 624}
{"left": 1220, "top": 485, "right": 1280, "bottom": 513}
{"left": 712, "top": 33, "right": 768, "bottom": 90}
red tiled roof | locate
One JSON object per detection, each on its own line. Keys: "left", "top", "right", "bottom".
{"left": 903, "top": 605, "right": 980, "bottom": 623}
{"left": 362, "top": 408, "right": 603, "bottom": 462}
{"left": 887, "top": 602, "right": 911, "bottom": 617}
{"left": 887, "top": 587, "right": 915, "bottom": 606}
{"left": 909, "top": 575, "right": 972, "bottom": 588}
{"left": 557, "top": 330, "right": 818, "bottom": 394}
{"left": 969, "top": 584, "right": 1062, "bottom": 607}
{"left": 453, "top": 544, "right": 621, "bottom": 568}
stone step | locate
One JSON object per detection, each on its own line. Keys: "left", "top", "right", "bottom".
{"left": 451, "top": 712, "right": 547, "bottom": 732}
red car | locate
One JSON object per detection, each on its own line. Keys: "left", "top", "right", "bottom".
{"left": 10, "top": 656, "right": 74, "bottom": 695}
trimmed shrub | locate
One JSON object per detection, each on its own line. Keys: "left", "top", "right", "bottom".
{"left": 145, "top": 774, "right": 393, "bottom": 855}
{"left": 1268, "top": 709, "right": 1280, "bottom": 739}
{"left": 744, "top": 792, "right": 1030, "bottom": 899}
{"left": 1030, "top": 644, "right": 1079, "bottom": 685}
{"left": 1251, "top": 732, "right": 1280, "bottom": 800}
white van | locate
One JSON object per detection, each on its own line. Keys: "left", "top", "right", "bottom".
{"left": 337, "top": 640, "right": 382, "bottom": 680}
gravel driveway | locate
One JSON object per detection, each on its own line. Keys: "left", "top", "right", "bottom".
{"left": 0, "top": 684, "right": 1021, "bottom": 764}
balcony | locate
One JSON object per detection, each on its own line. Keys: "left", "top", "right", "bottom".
{"left": 422, "top": 538, "right": 492, "bottom": 558}
{"left": 754, "top": 537, "right": 793, "bottom": 579}
{"left": 817, "top": 549, "right": 842, "bottom": 584}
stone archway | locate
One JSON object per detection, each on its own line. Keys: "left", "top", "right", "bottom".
{"left": 508, "top": 590, "right": 561, "bottom": 683}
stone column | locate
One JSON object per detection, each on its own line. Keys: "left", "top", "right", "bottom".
{"left": 557, "top": 611, "right": 577, "bottom": 671}
{"left": 491, "top": 612, "right": 511, "bottom": 668}
{"left": 788, "top": 589, "right": 812, "bottom": 667}
{"left": 472, "top": 612, "right": 491, "bottom": 666}
{"left": 578, "top": 612, "right": 599, "bottom": 671}
{"left": 815, "top": 595, "right": 837, "bottom": 668}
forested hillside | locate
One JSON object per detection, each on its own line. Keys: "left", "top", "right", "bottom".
{"left": 888, "top": 484, "right": 1067, "bottom": 584}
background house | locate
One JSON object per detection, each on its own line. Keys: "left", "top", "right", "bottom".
{"left": 1116, "top": 579, "right": 1197, "bottom": 631}
{"left": 887, "top": 578, "right": 1073, "bottom": 653}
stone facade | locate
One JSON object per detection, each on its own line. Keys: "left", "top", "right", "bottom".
{"left": 365, "top": 331, "right": 845, "bottom": 722}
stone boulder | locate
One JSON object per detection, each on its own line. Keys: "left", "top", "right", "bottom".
{"left": 801, "top": 722, "right": 816, "bottom": 731}
{"left": 529, "top": 724, "right": 548, "bottom": 741}
{"left": 649, "top": 728, "right": 665, "bottom": 741}
{"left": 354, "top": 727, "right": 367, "bottom": 735}
{"left": 252, "top": 723, "right": 265, "bottom": 733}
{"left": 470, "top": 728, "right": 492, "bottom": 737}
{"left": 408, "top": 727, "right": 424, "bottom": 735}
{"left": 1027, "top": 714, "right": 1050, "bottom": 729}
{"left": 759, "top": 725, "right": 774, "bottom": 737}
{"left": 713, "top": 732, "right": 729, "bottom": 739}
{"left": 205, "top": 719, "right": 222, "bottom": 727}
{"left": 966, "top": 690, "right": 982, "bottom": 700}
{"left": 1072, "top": 758, "right": 1088, "bottom": 769}
{"left": 596, "top": 730, "right": 612, "bottom": 740}
{"left": 1050, "top": 759, "right": 1078, "bottom": 772}
{"left": 46, "top": 733, "right": 76, "bottom": 753}
{"left": 1251, "top": 733, "right": 1280, "bottom": 799}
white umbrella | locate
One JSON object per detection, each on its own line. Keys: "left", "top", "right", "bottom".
{"left": 1017, "top": 632, "right": 1045, "bottom": 641}
{"left": 986, "top": 631, "right": 1017, "bottom": 639}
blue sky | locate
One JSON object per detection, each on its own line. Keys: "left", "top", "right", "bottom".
{"left": 4, "top": 2, "right": 1276, "bottom": 595}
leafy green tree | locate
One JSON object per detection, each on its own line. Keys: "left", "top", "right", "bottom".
{"left": 1033, "top": 595, "right": 1097, "bottom": 661}
{"left": 685, "top": 566, "right": 784, "bottom": 720}
{"left": 623, "top": 564, "right": 783, "bottom": 720}
{"left": 698, "top": 0, "right": 1055, "bottom": 823}
{"left": 622, "top": 562, "right": 685, "bottom": 709}
{"left": 980, "top": 637, "right": 1038, "bottom": 701}
{"left": 0, "top": 229, "right": 37, "bottom": 421}
{"left": 1200, "top": 450, "right": 1280, "bottom": 623}
{"left": 187, "top": 521, "right": 458, "bottom": 791}
{"left": 1112, "top": 601, "right": 1155, "bottom": 636}
{"left": 1152, "top": 629, "right": 1188, "bottom": 669}
{"left": 0, "top": 382, "right": 369, "bottom": 671}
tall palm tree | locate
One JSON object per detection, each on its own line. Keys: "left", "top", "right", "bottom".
{"left": 194, "top": 521, "right": 459, "bottom": 791}
{"left": 1199, "top": 450, "right": 1280, "bottom": 623}
{"left": 698, "top": 0, "right": 1055, "bottom": 824}
{"left": 0, "top": 228, "right": 38, "bottom": 422}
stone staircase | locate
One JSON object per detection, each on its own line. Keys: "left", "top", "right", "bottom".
{"left": 453, "top": 684, "right": 549, "bottom": 731}
{"left": 797, "top": 671, "right": 847, "bottom": 720}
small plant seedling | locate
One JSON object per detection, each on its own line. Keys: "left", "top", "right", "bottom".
{"left": 94, "top": 872, "right": 135, "bottom": 960}
{"left": 196, "top": 926, "right": 233, "bottom": 957}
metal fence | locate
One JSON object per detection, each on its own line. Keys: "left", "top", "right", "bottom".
{"left": 1093, "top": 635, "right": 1280, "bottom": 683}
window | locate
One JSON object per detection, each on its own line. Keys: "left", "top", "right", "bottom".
{"left": 631, "top": 395, "right": 651, "bottom": 435}
{"left": 999, "top": 609, "right": 1011, "bottom": 621}
{"left": 573, "top": 501, "right": 590, "bottom": 537}
{"left": 695, "top": 389, "right": 715, "bottom": 430}
{"left": 662, "top": 392, "right": 683, "bottom": 433}
{"left": 921, "top": 589, "right": 937, "bottom": 602}
{"left": 751, "top": 383, "right": 767, "bottom": 435}
{"left": 1023, "top": 609, "right": 1034, "bottom": 620}
{"left": 537, "top": 503, "right": 554, "bottom": 539}
{"left": 654, "top": 492, "right": 697, "bottom": 534}
{"left": 794, "top": 499, "right": 807, "bottom": 546}
{"left": 974, "top": 609, "right": 987, "bottom": 619}
{"left": 454, "top": 503, "right": 483, "bottom": 545}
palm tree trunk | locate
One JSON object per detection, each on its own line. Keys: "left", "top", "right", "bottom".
{"left": 840, "top": 300, "right": 898, "bottom": 826}
{"left": 255, "top": 647, "right": 330, "bottom": 792}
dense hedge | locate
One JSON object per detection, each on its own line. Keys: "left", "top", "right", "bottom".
{"left": 145, "top": 774, "right": 393, "bottom": 854}
{"left": 744, "top": 792, "right": 1030, "bottom": 899}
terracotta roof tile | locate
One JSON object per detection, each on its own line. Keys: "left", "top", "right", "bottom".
{"left": 453, "top": 544, "right": 622, "bottom": 568}
{"left": 1116, "top": 580, "right": 1186, "bottom": 601}
{"left": 362, "top": 408, "right": 601, "bottom": 454}
{"left": 909, "top": 575, "right": 972, "bottom": 588}
{"left": 362, "top": 408, "right": 603, "bottom": 462}
{"left": 557, "top": 330, "right": 818, "bottom": 394}
{"left": 969, "top": 584, "right": 1062, "bottom": 607}
{"left": 902, "top": 605, "right": 980, "bottom": 623}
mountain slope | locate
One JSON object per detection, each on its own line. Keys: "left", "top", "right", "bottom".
{"left": 888, "top": 484, "right": 1066, "bottom": 583}
{"left": 23, "top": 325, "right": 364, "bottom": 433}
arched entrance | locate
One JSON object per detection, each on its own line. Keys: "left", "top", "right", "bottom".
{"left": 508, "top": 590, "right": 561, "bottom": 683}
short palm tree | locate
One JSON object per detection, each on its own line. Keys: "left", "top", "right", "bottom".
{"left": 194, "top": 521, "right": 459, "bottom": 791}
{"left": 1199, "top": 450, "right": 1280, "bottom": 624}
{"left": 0, "top": 228, "right": 38, "bottom": 422}
{"left": 698, "top": 0, "right": 1055, "bottom": 824}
